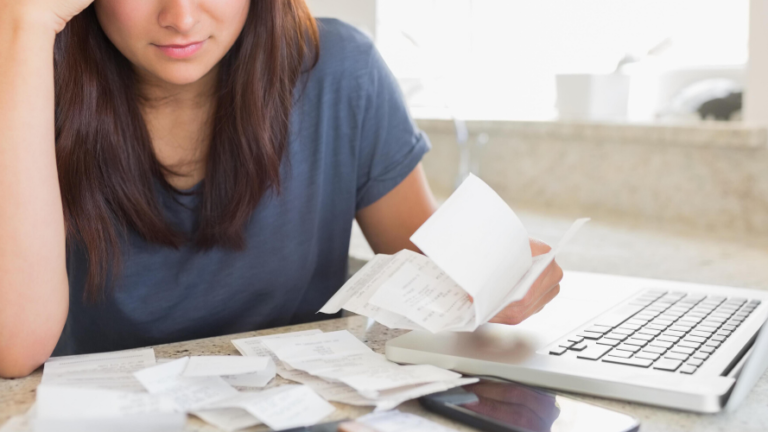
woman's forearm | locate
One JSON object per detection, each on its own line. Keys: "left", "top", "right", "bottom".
{"left": 0, "top": 15, "right": 69, "bottom": 378}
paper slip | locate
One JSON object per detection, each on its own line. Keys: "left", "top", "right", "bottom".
{"left": 368, "top": 378, "right": 479, "bottom": 412}
{"left": 321, "top": 174, "right": 589, "bottom": 332}
{"left": 133, "top": 357, "right": 239, "bottom": 411}
{"left": 34, "top": 385, "right": 186, "bottom": 432}
{"left": 183, "top": 356, "right": 271, "bottom": 377}
{"left": 278, "top": 369, "right": 377, "bottom": 406}
{"left": 36, "top": 385, "right": 178, "bottom": 418}
{"left": 278, "top": 369, "right": 477, "bottom": 412}
{"left": 192, "top": 408, "right": 261, "bottom": 432}
{"left": 220, "top": 359, "right": 276, "bottom": 388}
{"left": 357, "top": 410, "right": 459, "bottom": 432}
{"left": 231, "top": 329, "right": 323, "bottom": 371}
{"left": 180, "top": 355, "right": 276, "bottom": 388}
{"left": 41, "top": 348, "right": 156, "bottom": 392}
{"left": 262, "top": 331, "right": 465, "bottom": 398}
{"left": 208, "top": 385, "right": 335, "bottom": 430}
{"left": 0, "top": 417, "right": 30, "bottom": 432}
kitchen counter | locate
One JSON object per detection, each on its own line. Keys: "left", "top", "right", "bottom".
{"left": 1, "top": 315, "right": 767, "bottom": 431}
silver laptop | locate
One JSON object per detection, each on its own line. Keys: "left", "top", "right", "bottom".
{"left": 385, "top": 271, "right": 768, "bottom": 413}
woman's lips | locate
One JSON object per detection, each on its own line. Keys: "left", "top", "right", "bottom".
{"left": 154, "top": 40, "right": 206, "bottom": 59}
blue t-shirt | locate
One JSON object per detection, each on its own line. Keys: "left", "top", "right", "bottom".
{"left": 54, "top": 19, "right": 430, "bottom": 356}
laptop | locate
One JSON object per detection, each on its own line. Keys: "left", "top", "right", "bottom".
{"left": 385, "top": 271, "right": 768, "bottom": 413}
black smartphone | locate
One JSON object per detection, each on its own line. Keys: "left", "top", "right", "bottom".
{"left": 420, "top": 379, "right": 640, "bottom": 432}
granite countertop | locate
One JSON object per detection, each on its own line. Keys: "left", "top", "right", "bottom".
{"left": 1, "top": 315, "right": 767, "bottom": 431}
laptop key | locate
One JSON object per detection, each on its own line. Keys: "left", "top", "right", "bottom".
{"left": 684, "top": 335, "right": 707, "bottom": 343}
{"left": 670, "top": 346, "right": 695, "bottom": 355}
{"left": 594, "top": 304, "right": 646, "bottom": 328}
{"left": 618, "top": 323, "right": 642, "bottom": 331}
{"left": 624, "top": 339, "right": 647, "bottom": 347}
{"left": 571, "top": 342, "right": 588, "bottom": 351}
{"left": 665, "top": 352, "right": 689, "bottom": 361}
{"left": 665, "top": 330, "right": 687, "bottom": 337}
{"left": 652, "top": 319, "right": 675, "bottom": 326}
{"left": 635, "top": 352, "right": 661, "bottom": 361}
{"left": 567, "top": 336, "right": 585, "bottom": 343}
{"left": 677, "top": 341, "right": 701, "bottom": 349}
{"left": 604, "top": 333, "right": 628, "bottom": 341}
{"left": 649, "top": 340, "right": 674, "bottom": 349}
{"left": 559, "top": 341, "right": 575, "bottom": 348}
{"left": 696, "top": 325, "right": 719, "bottom": 333}
{"left": 705, "top": 341, "right": 721, "bottom": 348}
{"left": 690, "top": 331, "right": 712, "bottom": 338}
{"left": 632, "top": 333, "right": 654, "bottom": 341}
{"left": 654, "top": 359, "right": 683, "bottom": 371}
{"left": 722, "top": 324, "right": 738, "bottom": 332}
{"left": 646, "top": 324, "right": 667, "bottom": 331}
{"left": 657, "top": 335, "right": 679, "bottom": 343}
{"left": 602, "top": 356, "right": 653, "bottom": 368}
{"left": 700, "top": 346, "right": 716, "bottom": 354}
{"left": 692, "top": 352, "right": 710, "bottom": 360}
{"left": 586, "top": 325, "right": 612, "bottom": 334}
{"left": 550, "top": 346, "right": 568, "bottom": 355}
{"left": 615, "top": 344, "right": 641, "bottom": 353}
{"left": 578, "top": 332, "right": 602, "bottom": 340}
{"left": 687, "top": 358, "right": 704, "bottom": 367}
{"left": 607, "top": 349, "right": 633, "bottom": 358}
{"left": 643, "top": 346, "right": 667, "bottom": 354}
{"left": 597, "top": 338, "right": 620, "bottom": 347}
{"left": 577, "top": 344, "right": 612, "bottom": 360}
{"left": 711, "top": 335, "right": 726, "bottom": 342}
{"left": 637, "top": 328, "right": 661, "bottom": 336}
{"left": 679, "top": 365, "right": 697, "bottom": 374}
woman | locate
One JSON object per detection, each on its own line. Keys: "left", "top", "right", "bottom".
{"left": 0, "top": 0, "right": 563, "bottom": 378}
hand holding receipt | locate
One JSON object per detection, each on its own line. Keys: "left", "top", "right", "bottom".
{"left": 321, "top": 174, "right": 588, "bottom": 332}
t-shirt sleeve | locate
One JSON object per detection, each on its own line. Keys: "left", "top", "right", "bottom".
{"left": 355, "top": 45, "right": 431, "bottom": 211}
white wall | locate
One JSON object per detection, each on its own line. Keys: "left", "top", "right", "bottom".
{"left": 745, "top": 0, "right": 768, "bottom": 125}
{"left": 305, "top": 0, "right": 377, "bottom": 40}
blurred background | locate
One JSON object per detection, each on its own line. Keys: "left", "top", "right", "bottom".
{"left": 305, "top": 1, "right": 768, "bottom": 290}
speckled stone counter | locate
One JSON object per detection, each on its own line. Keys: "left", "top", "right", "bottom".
{"left": 2, "top": 316, "right": 767, "bottom": 431}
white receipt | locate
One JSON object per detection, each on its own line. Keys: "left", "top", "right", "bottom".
{"left": 231, "top": 329, "right": 323, "bottom": 370}
{"left": 262, "top": 330, "right": 468, "bottom": 404}
{"left": 133, "top": 357, "right": 239, "bottom": 411}
{"left": 192, "top": 408, "right": 261, "bottom": 432}
{"left": 278, "top": 369, "right": 377, "bottom": 406}
{"left": 183, "top": 356, "right": 270, "bottom": 377}
{"left": 0, "top": 416, "right": 30, "bottom": 432}
{"left": 357, "top": 410, "right": 458, "bottom": 432}
{"left": 321, "top": 174, "right": 589, "bottom": 332}
{"left": 34, "top": 385, "right": 186, "bottom": 432}
{"left": 41, "top": 348, "right": 156, "bottom": 392}
{"left": 339, "top": 364, "right": 461, "bottom": 398}
{"left": 209, "top": 385, "right": 335, "bottom": 430}
{"left": 36, "top": 385, "right": 177, "bottom": 418}
{"left": 220, "top": 360, "right": 276, "bottom": 388}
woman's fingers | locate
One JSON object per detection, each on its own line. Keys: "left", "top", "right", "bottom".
{"left": 489, "top": 254, "right": 563, "bottom": 325}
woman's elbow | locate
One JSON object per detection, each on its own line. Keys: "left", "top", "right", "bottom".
{"left": 0, "top": 351, "right": 46, "bottom": 379}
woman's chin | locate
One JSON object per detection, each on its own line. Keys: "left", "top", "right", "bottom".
{"left": 141, "top": 64, "right": 215, "bottom": 88}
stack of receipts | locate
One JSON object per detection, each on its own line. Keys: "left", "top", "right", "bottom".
{"left": 22, "top": 347, "right": 337, "bottom": 432}
{"left": 320, "top": 174, "right": 589, "bottom": 333}
{"left": 234, "top": 329, "right": 478, "bottom": 412}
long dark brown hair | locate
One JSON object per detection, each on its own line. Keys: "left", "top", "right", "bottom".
{"left": 54, "top": 1, "right": 319, "bottom": 301}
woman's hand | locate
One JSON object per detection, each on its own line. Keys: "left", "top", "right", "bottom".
{"left": 489, "top": 238, "right": 564, "bottom": 325}
{"left": 2, "top": 0, "right": 95, "bottom": 33}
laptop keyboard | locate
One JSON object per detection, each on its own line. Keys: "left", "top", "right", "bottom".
{"left": 549, "top": 290, "right": 761, "bottom": 374}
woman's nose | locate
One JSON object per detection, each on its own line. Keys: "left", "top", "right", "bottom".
{"left": 158, "top": 0, "right": 200, "bottom": 34}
